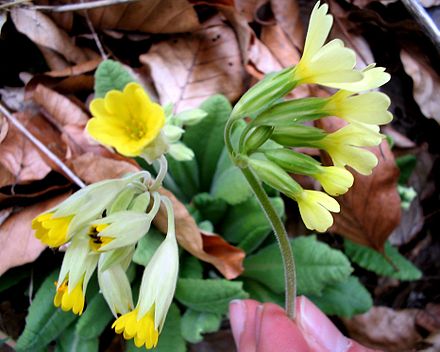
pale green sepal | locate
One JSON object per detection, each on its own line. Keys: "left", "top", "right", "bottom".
{"left": 107, "top": 187, "right": 139, "bottom": 215}
{"left": 248, "top": 157, "right": 303, "bottom": 198}
{"left": 128, "top": 192, "right": 151, "bottom": 213}
{"left": 141, "top": 132, "right": 170, "bottom": 164}
{"left": 264, "top": 148, "right": 321, "bottom": 175}
{"left": 98, "top": 245, "right": 135, "bottom": 272}
{"left": 271, "top": 125, "right": 326, "bottom": 147}
{"left": 163, "top": 125, "right": 185, "bottom": 143}
{"left": 243, "top": 126, "right": 274, "bottom": 155}
{"left": 174, "top": 108, "right": 207, "bottom": 126}
{"left": 169, "top": 142, "right": 195, "bottom": 161}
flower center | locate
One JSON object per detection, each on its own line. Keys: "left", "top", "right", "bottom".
{"left": 126, "top": 120, "right": 146, "bottom": 140}
{"left": 88, "top": 224, "right": 112, "bottom": 251}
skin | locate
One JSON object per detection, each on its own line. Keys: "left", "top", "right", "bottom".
{"left": 229, "top": 297, "right": 380, "bottom": 352}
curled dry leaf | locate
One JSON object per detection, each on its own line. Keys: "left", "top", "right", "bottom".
{"left": 401, "top": 50, "right": 440, "bottom": 124}
{"left": 0, "top": 113, "right": 8, "bottom": 144}
{"left": 71, "top": 0, "right": 199, "bottom": 34}
{"left": 140, "top": 16, "right": 244, "bottom": 112}
{"left": 0, "top": 193, "right": 70, "bottom": 276}
{"left": 70, "top": 152, "right": 139, "bottom": 184}
{"left": 319, "top": 117, "right": 401, "bottom": 251}
{"left": 343, "top": 306, "right": 422, "bottom": 351}
{"left": 45, "top": 58, "right": 102, "bottom": 78}
{"left": 10, "top": 9, "right": 97, "bottom": 64}
{"left": 154, "top": 188, "right": 245, "bottom": 279}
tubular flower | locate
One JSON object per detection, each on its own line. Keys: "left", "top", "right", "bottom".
{"left": 295, "top": 190, "right": 340, "bottom": 232}
{"left": 54, "top": 277, "right": 85, "bottom": 315}
{"left": 317, "top": 124, "right": 382, "bottom": 175}
{"left": 87, "top": 82, "right": 165, "bottom": 157}
{"left": 32, "top": 174, "right": 144, "bottom": 247}
{"left": 323, "top": 90, "right": 393, "bottom": 125}
{"left": 313, "top": 166, "right": 354, "bottom": 196}
{"left": 113, "top": 197, "right": 179, "bottom": 349}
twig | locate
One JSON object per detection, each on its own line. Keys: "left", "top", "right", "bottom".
{"left": 81, "top": 2, "right": 108, "bottom": 59}
{"left": 31, "top": 0, "right": 142, "bottom": 12}
{"left": 0, "top": 102, "right": 86, "bottom": 189}
{"left": 402, "top": 0, "right": 440, "bottom": 53}
{"left": 0, "top": 0, "right": 30, "bottom": 10}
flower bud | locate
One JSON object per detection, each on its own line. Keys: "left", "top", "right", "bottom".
{"left": 168, "top": 142, "right": 195, "bottom": 161}
{"left": 271, "top": 125, "right": 326, "bottom": 147}
{"left": 243, "top": 126, "right": 274, "bottom": 154}
{"left": 174, "top": 108, "right": 207, "bottom": 126}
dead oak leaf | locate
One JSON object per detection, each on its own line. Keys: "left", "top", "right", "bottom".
{"left": 140, "top": 16, "right": 244, "bottom": 112}
{"left": 0, "top": 193, "right": 70, "bottom": 276}
{"left": 401, "top": 50, "right": 440, "bottom": 124}
{"left": 319, "top": 117, "right": 401, "bottom": 251}
{"left": 154, "top": 188, "right": 245, "bottom": 279}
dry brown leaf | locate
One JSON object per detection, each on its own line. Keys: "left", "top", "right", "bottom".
{"left": 71, "top": 0, "right": 199, "bottom": 34}
{"left": 401, "top": 50, "right": 440, "bottom": 124}
{"left": 270, "top": 0, "right": 304, "bottom": 51}
{"left": 70, "top": 152, "right": 140, "bottom": 184}
{"left": 0, "top": 113, "right": 52, "bottom": 185}
{"left": 343, "top": 307, "right": 423, "bottom": 351}
{"left": 140, "top": 16, "right": 244, "bottom": 112}
{"left": 11, "top": 9, "right": 97, "bottom": 65}
{"left": 0, "top": 193, "right": 70, "bottom": 275}
{"left": 45, "top": 58, "right": 101, "bottom": 78}
{"left": 0, "top": 113, "right": 8, "bottom": 144}
{"left": 416, "top": 303, "right": 440, "bottom": 333}
{"left": 319, "top": 117, "right": 401, "bottom": 251}
{"left": 154, "top": 188, "right": 245, "bottom": 279}
{"left": 32, "top": 84, "right": 89, "bottom": 126}
{"left": 382, "top": 125, "right": 416, "bottom": 149}
{"left": 234, "top": 0, "right": 264, "bottom": 22}
{"left": 389, "top": 197, "right": 423, "bottom": 246}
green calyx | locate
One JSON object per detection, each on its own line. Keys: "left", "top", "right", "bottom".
{"left": 271, "top": 125, "right": 326, "bottom": 147}
{"left": 264, "top": 148, "right": 322, "bottom": 176}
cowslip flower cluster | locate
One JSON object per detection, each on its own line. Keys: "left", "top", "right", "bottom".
{"left": 31, "top": 81, "right": 192, "bottom": 349}
{"left": 229, "top": 2, "right": 393, "bottom": 232}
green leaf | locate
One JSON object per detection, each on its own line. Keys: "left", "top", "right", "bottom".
{"left": 175, "top": 278, "right": 248, "bottom": 314}
{"left": 221, "top": 196, "right": 284, "bottom": 253}
{"left": 308, "top": 276, "right": 373, "bottom": 318}
{"left": 55, "top": 323, "right": 98, "bottom": 352}
{"left": 344, "top": 240, "right": 422, "bottom": 280}
{"left": 242, "top": 279, "right": 284, "bottom": 307}
{"left": 133, "top": 227, "right": 164, "bottom": 266}
{"left": 180, "top": 309, "right": 222, "bottom": 343}
{"left": 243, "top": 236, "right": 353, "bottom": 295}
{"left": 179, "top": 255, "right": 203, "bottom": 279}
{"left": 396, "top": 155, "right": 417, "bottom": 184}
{"left": 192, "top": 193, "right": 228, "bottom": 225}
{"left": 16, "top": 271, "right": 78, "bottom": 351}
{"left": 167, "top": 157, "right": 200, "bottom": 201}
{"left": 0, "top": 265, "right": 31, "bottom": 293}
{"left": 211, "top": 120, "right": 251, "bottom": 204}
{"left": 94, "top": 60, "right": 135, "bottom": 98}
{"left": 184, "top": 95, "right": 232, "bottom": 192}
{"left": 75, "top": 294, "right": 113, "bottom": 339}
{"left": 126, "top": 304, "right": 186, "bottom": 352}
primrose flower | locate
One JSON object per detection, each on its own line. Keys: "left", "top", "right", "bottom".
{"left": 32, "top": 175, "right": 142, "bottom": 247}
{"left": 87, "top": 82, "right": 165, "bottom": 158}
{"left": 55, "top": 237, "right": 99, "bottom": 315}
{"left": 112, "top": 197, "right": 179, "bottom": 349}
{"left": 323, "top": 90, "right": 393, "bottom": 125}
{"left": 313, "top": 166, "right": 354, "bottom": 196}
{"left": 296, "top": 190, "right": 340, "bottom": 232}
{"left": 317, "top": 124, "right": 382, "bottom": 175}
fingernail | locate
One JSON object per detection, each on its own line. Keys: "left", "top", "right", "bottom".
{"left": 230, "top": 300, "right": 246, "bottom": 347}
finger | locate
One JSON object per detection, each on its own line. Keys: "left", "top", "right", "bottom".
{"left": 230, "top": 299, "right": 260, "bottom": 352}
{"left": 256, "top": 302, "right": 310, "bottom": 352}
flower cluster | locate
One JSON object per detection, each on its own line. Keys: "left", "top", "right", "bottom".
{"left": 230, "top": 2, "right": 392, "bottom": 232}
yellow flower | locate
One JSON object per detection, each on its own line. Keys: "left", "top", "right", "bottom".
{"left": 313, "top": 166, "right": 354, "bottom": 196}
{"left": 87, "top": 224, "right": 113, "bottom": 251}
{"left": 294, "top": 3, "right": 361, "bottom": 87}
{"left": 54, "top": 278, "right": 85, "bottom": 315}
{"left": 334, "top": 64, "right": 390, "bottom": 93}
{"left": 324, "top": 90, "right": 393, "bottom": 125}
{"left": 87, "top": 82, "right": 165, "bottom": 157}
{"left": 32, "top": 213, "right": 73, "bottom": 247}
{"left": 296, "top": 190, "right": 340, "bottom": 232}
{"left": 113, "top": 306, "right": 159, "bottom": 349}
{"left": 318, "top": 124, "right": 381, "bottom": 175}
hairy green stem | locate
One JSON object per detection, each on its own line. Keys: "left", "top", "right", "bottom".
{"left": 224, "top": 118, "right": 297, "bottom": 319}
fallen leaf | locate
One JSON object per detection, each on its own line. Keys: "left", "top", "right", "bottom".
{"left": 154, "top": 188, "right": 245, "bottom": 279}
{"left": 71, "top": 0, "right": 200, "bottom": 34}
{"left": 389, "top": 197, "right": 423, "bottom": 246}
{"left": 0, "top": 112, "right": 8, "bottom": 144}
{"left": 70, "top": 152, "right": 140, "bottom": 184}
{"left": 45, "top": 58, "right": 101, "bottom": 78}
{"left": 0, "top": 193, "right": 70, "bottom": 275}
{"left": 10, "top": 9, "right": 97, "bottom": 64}
{"left": 343, "top": 306, "right": 423, "bottom": 351}
{"left": 382, "top": 125, "right": 416, "bottom": 149}
{"left": 234, "top": 0, "right": 264, "bottom": 22}
{"left": 0, "top": 112, "right": 52, "bottom": 185}
{"left": 320, "top": 117, "right": 401, "bottom": 251}
{"left": 416, "top": 303, "right": 440, "bottom": 333}
{"left": 140, "top": 16, "right": 244, "bottom": 112}
{"left": 401, "top": 50, "right": 440, "bottom": 124}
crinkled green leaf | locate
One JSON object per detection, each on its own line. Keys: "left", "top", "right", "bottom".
{"left": 16, "top": 271, "right": 77, "bottom": 351}
{"left": 127, "top": 304, "right": 185, "bottom": 352}
{"left": 221, "top": 196, "right": 284, "bottom": 253}
{"left": 75, "top": 294, "right": 113, "bottom": 339}
{"left": 192, "top": 193, "right": 228, "bottom": 225}
{"left": 55, "top": 322, "right": 98, "bottom": 352}
{"left": 167, "top": 157, "right": 199, "bottom": 202}
{"left": 184, "top": 95, "right": 232, "bottom": 192}
{"left": 175, "top": 278, "right": 248, "bottom": 314}
{"left": 179, "top": 255, "right": 203, "bottom": 279}
{"left": 180, "top": 309, "right": 222, "bottom": 343}
{"left": 94, "top": 60, "right": 135, "bottom": 98}
{"left": 242, "top": 279, "right": 284, "bottom": 307}
{"left": 308, "top": 276, "right": 373, "bottom": 318}
{"left": 344, "top": 240, "right": 422, "bottom": 281}
{"left": 133, "top": 227, "right": 164, "bottom": 266}
{"left": 244, "top": 236, "right": 353, "bottom": 295}
{"left": 0, "top": 265, "right": 31, "bottom": 293}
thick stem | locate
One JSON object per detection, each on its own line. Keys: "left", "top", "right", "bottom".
{"left": 224, "top": 118, "right": 297, "bottom": 319}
